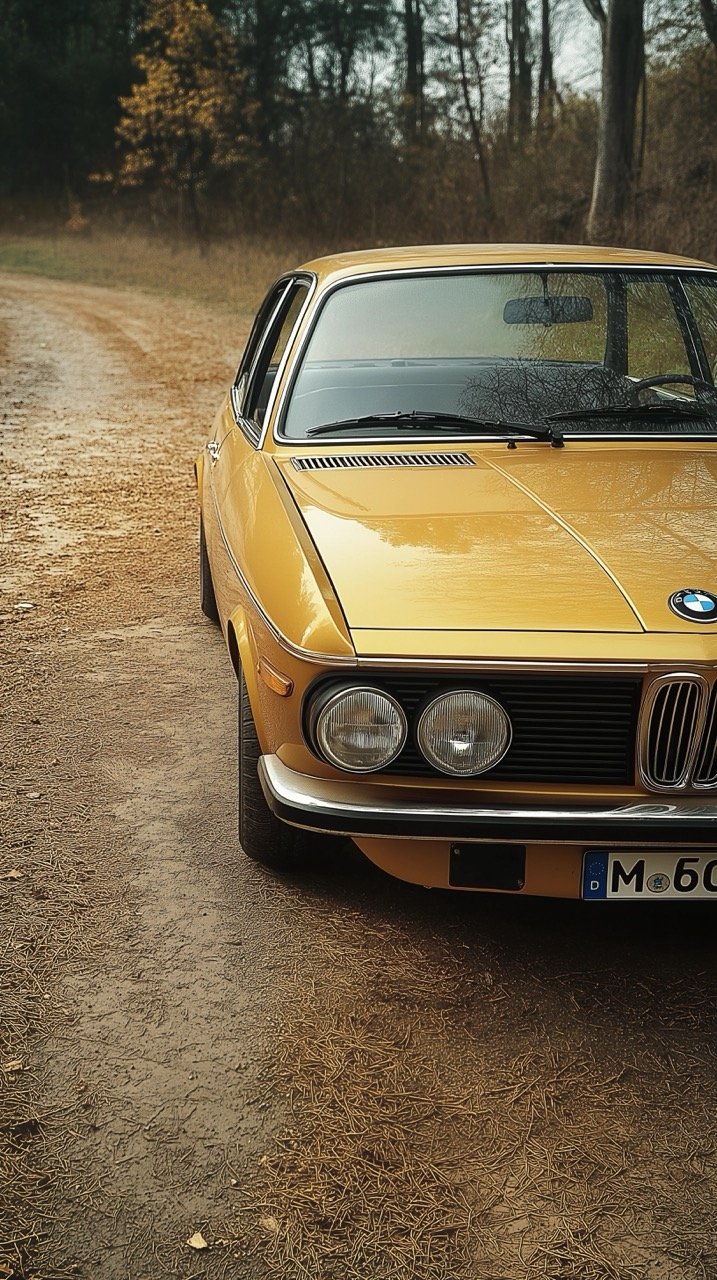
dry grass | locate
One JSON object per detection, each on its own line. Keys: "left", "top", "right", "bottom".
{"left": 0, "top": 228, "right": 321, "bottom": 318}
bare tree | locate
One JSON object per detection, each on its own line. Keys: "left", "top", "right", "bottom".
{"left": 506, "top": 0, "right": 533, "bottom": 142}
{"left": 403, "top": 0, "right": 425, "bottom": 142}
{"left": 537, "top": 0, "right": 557, "bottom": 121}
{"left": 699, "top": 0, "right": 717, "bottom": 49}
{"left": 586, "top": 0, "right": 645, "bottom": 240}
{"left": 455, "top": 0, "right": 493, "bottom": 211}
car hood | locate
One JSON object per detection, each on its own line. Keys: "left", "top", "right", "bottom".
{"left": 277, "top": 445, "right": 717, "bottom": 635}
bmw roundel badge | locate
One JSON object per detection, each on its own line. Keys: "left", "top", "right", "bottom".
{"left": 668, "top": 588, "right": 717, "bottom": 623}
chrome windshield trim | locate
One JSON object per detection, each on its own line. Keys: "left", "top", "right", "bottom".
{"left": 259, "top": 754, "right": 717, "bottom": 840}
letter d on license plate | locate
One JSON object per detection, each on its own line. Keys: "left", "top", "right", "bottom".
{"left": 583, "top": 850, "right": 717, "bottom": 900}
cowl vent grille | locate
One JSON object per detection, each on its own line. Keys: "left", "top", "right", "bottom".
{"left": 291, "top": 452, "right": 475, "bottom": 471}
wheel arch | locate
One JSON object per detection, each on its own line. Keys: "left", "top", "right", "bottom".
{"left": 226, "top": 606, "right": 263, "bottom": 725}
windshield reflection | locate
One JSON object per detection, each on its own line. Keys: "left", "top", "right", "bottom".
{"left": 281, "top": 270, "right": 717, "bottom": 439}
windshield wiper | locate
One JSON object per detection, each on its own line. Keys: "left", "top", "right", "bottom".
{"left": 546, "top": 401, "right": 715, "bottom": 424}
{"left": 306, "top": 410, "right": 564, "bottom": 446}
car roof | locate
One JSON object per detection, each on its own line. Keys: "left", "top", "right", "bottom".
{"left": 299, "top": 242, "right": 716, "bottom": 284}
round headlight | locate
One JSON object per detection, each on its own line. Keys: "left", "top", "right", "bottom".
{"left": 417, "top": 690, "right": 511, "bottom": 776}
{"left": 313, "top": 686, "right": 407, "bottom": 773}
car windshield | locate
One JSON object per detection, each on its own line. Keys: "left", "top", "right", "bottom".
{"left": 280, "top": 268, "right": 717, "bottom": 440}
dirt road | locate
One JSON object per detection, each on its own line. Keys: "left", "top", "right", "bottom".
{"left": 2, "top": 272, "right": 716, "bottom": 1280}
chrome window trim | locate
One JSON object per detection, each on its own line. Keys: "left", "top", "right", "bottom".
{"left": 238, "top": 280, "right": 291, "bottom": 399}
{"left": 270, "top": 263, "right": 717, "bottom": 447}
{"left": 637, "top": 671, "right": 715, "bottom": 792}
{"left": 230, "top": 273, "right": 316, "bottom": 447}
{"left": 256, "top": 273, "right": 317, "bottom": 449}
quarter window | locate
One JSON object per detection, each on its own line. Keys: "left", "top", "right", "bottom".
{"left": 245, "top": 282, "right": 309, "bottom": 427}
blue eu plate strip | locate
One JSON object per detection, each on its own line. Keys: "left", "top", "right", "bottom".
{"left": 582, "top": 851, "right": 608, "bottom": 900}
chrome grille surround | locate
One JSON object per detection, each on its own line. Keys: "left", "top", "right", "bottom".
{"left": 291, "top": 452, "right": 475, "bottom": 471}
{"left": 694, "top": 685, "right": 717, "bottom": 787}
{"left": 638, "top": 673, "right": 715, "bottom": 792}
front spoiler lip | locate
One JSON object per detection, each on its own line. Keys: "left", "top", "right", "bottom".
{"left": 258, "top": 756, "right": 717, "bottom": 843}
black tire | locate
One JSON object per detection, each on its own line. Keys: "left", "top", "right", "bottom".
{"left": 199, "top": 517, "right": 220, "bottom": 624}
{"left": 238, "top": 671, "right": 332, "bottom": 870}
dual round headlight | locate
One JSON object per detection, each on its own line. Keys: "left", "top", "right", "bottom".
{"left": 416, "top": 690, "right": 511, "bottom": 775}
{"left": 311, "top": 686, "right": 408, "bottom": 772}
{"left": 308, "top": 684, "right": 511, "bottom": 776}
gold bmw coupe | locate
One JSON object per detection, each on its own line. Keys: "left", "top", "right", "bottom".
{"left": 196, "top": 244, "right": 717, "bottom": 901}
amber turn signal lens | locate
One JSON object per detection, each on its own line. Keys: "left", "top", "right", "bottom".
{"left": 258, "top": 658, "right": 294, "bottom": 697}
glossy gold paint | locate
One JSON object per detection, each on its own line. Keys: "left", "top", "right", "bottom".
{"left": 198, "top": 244, "right": 717, "bottom": 899}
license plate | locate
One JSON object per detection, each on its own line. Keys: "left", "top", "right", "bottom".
{"left": 583, "top": 850, "right": 717, "bottom": 900}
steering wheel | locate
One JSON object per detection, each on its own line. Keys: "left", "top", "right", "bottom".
{"left": 629, "top": 372, "right": 717, "bottom": 404}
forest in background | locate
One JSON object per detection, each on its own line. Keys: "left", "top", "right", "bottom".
{"left": 0, "top": 0, "right": 716, "bottom": 262}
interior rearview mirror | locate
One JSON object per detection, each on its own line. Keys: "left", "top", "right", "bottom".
{"left": 503, "top": 295, "right": 594, "bottom": 325}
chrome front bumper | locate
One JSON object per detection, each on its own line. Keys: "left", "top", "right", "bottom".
{"left": 258, "top": 756, "right": 717, "bottom": 843}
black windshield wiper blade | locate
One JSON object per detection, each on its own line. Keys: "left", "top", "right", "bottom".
{"left": 307, "top": 410, "right": 563, "bottom": 444}
{"left": 546, "top": 401, "right": 715, "bottom": 424}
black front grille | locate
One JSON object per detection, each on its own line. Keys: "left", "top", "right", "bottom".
{"left": 305, "top": 672, "right": 642, "bottom": 784}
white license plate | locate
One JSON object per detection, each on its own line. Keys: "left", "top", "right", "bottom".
{"left": 583, "top": 850, "right": 717, "bottom": 900}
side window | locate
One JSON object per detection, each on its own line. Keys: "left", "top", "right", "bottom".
{"left": 626, "top": 279, "right": 691, "bottom": 387}
{"left": 244, "top": 283, "right": 310, "bottom": 428}
{"left": 233, "top": 281, "right": 288, "bottom": 410}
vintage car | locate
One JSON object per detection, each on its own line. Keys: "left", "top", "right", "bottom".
{"left": 196, "top": 243, "right": 717, "bottom": 901}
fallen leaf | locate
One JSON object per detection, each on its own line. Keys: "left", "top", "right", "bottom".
{"left": 16, "top": 602, "right": 36, "bottom": 611}
{"left": 3, "top": 1060, "right": 23, "bottom": 1072}
{"left": 259, "top": 1216, "right": 279, "bottom": 1234}
{"left": 0, "top": 870, "right": 23, "bottom": 881}
{"left": 26, "top": 793, "right": 41, "bottom": 800}
{"left": 186, "top": 1232, "right": 208, "bottom": 1251}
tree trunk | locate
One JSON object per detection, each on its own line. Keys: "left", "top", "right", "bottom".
{"left": 587, "top": 0, "right": 644, "bottom": 242}
{"left": 699, "top": 0, "right": 717, "bottom": 52}
{"left": 456, "top": 0, "right": 493, "bottom": 213}
{"left": 404, "top": 0, "right": 424, "bottom": 143}
{"left": 507, "top": 0, "right": 532, "bottom": 144}
{"left": 537, "top": 0, "right": 556, "bottom": 122}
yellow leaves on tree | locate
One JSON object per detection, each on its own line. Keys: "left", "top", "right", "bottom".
{"left": 116, "top": 0, "right": 247, "bottom": 230}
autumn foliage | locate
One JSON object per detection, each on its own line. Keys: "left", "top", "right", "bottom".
{"left": 0, "top": 0, "right": 715, "bottom": 259}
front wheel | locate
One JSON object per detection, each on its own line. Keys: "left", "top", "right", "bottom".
{"left": 238, "top": 672, "right": 335, "bottom": 870}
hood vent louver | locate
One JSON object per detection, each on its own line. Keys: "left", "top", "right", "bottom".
{"left": 291, "top": 452, "right": 475, "bottom": 472}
